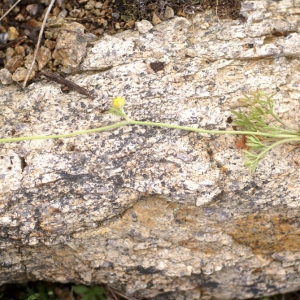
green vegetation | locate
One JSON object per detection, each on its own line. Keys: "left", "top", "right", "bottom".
{"left": 0, "top": 281, "right": 299, "bottom": 299}
{"left": 1, "top": 91, "right": 299, "bottom": 174}
{"left": 71, "top": 285, "right": 106, "bottom": 300}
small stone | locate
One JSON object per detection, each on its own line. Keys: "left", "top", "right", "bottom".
{"left": 95, "top": 2, "right": 103, "bottom": 8}
{"left": 125, "top": 20, "right": 135, "bottom": 29}
{"left": 112, "top": 12, "right": 120, "bottom": 19}
{"left": 84, "top": 33, "right": 98, "bottom": 43}
{"left": 69, "top": 9, "right": 81, "bottom": 18}
{"left": 58, "top": 9, "right": 68, "bottom": 18}
{"left": 52, "top": 22, "right": 87, "bottom": 69}
{"left": 164, "top": 6, "right": 175, "bottom": 19}
{"left": 0, "top": 68, "right": 13, "bottom": 85}
{"left": 92, "top": 28, "right": 104, "bottom": 36}
{"left": 12, "top": 67, "right": 35, "bottom": 82}
{"left": 44, "top": 39, "right": 57, "bottom": 50}
{"left": 23, "top": 54, "right": 38, "bottom": 71}
{"left": 93, "top": 9, "right": 101, "bottom": 16}
{"left": 5, "top": 47, "right": 17, "bottom": 62}
{"left": 52, "top": 6, "right": 61, "bottom": 17}
{"left": 7, "top": 27, "right": 19, "bottom": 41}
{"left": 15, "top": 13, "right": 25, "bottom": 21}
{"left": 36, "top": 46, "right": 51, "bottom": 70}
{"left": 0, "top": 33, "right": 8, "bottom": 44}
{"left": 5, "top": 55, "right": 23, "bottom": 73}
{"left": 26, "top": 4, "right": 39, "bottom": 16}
{"left": 135, "top": 20, "right": 153, "bottom": 34}
{"left": 152, "top": 12, "right": 162, "bottom": 25}
{"left": 27, "top": 18, "right": 40, "bottom": 29}
{"left": 85, "top": 0, "right": 96, "bottom": 10}
{"left": 46, "top": 16, "right": 66, "bottom": 28}
{"left": 15, "top": 45, "right": 26, "bottom": 56}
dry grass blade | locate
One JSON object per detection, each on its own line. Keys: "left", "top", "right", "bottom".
{"left": 108, "top": 286, "right": 138, "bottom": 300}
{"left": 22, "top": 0, "right": 56, "bottom": 88}
{"left": 0, "top": 0, "right": 21, "bottom": 23}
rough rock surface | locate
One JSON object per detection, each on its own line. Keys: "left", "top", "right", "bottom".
{"left": 1, "top": 0, "right": 300, "bottom": 299}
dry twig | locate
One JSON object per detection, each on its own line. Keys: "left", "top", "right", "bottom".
{"left": 22, "top": 0, "right": 56, "bottom": 88}
{"left": 40, "top": 70, "right": 92, "bottom": 98}
{"left": 0, "top": 0, "right": 21, "bottom": 23}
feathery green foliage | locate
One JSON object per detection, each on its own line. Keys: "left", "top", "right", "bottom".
{"left": 232, "top": 91, "right": 300, "bottom": 173}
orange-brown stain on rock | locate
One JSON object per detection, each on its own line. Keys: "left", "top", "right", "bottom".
{"left": 223, "top": 210, "right": 300, "bottom": 254}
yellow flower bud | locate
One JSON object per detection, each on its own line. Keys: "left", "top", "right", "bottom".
{"left": 112, "top": 96, "right": 125, "bottom": 108}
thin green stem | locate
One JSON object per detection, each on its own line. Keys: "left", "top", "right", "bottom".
{"left": 256, "top": 137, "right": 300, "bottom": 160}
{"left": 128, "top": 120, "right": 299, "bottom": 139}
{"left": 246, "top": 137, "right": 300, "bottom": 174}
{"left": 270, "top": 112, "right": 297, "bottom": 132}
{"left": 1, "top": 119, "right": 299, "bottom": 144}
{"left": 0, "top": 121, "right": 129, "bottom": 143}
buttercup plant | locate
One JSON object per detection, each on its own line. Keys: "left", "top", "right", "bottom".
{"left": 0, "top": 91, "right": 299, "bottom": 174}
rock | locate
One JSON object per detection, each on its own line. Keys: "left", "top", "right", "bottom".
{"left": 164, "top": 6, "right": 175, "bottom": 19}
{"left": 85, "top": 0, "right": 96, "bottom": 10}
{"left": 152, "top": 12, "right": 162, "bottom": 25}
{"left": 7, "top": 26, "right": 19, "bottom": 41}
{"left": 26, "top": 4, "right": 39, "bottom": 17}
{"left": 46, "top": 16, "right": 66, "bottom": 28}
{"left": 11, "top": 66, "right": 35, "bottom": 82}
{"left": 23, "top": 54, "right": 38, "bottom": 71}
{"left": 0, "top": 68, "right": 13, "bottom": 84}
{"left": 135, "top": 20, "right": 153, "bottom": 34}
{"left": 52, "top": 22, "right": 87, "bottom": 70}
{"left": 5, "top": 55, "right": 23, "bottom": 73}
{"left": 44, "top": 39, "right": 57, "bottom": 50}
{"left": 36, "top": 46, "right": 52, "bottom": 70}
{"left": 1, "top": 2, "right": 300, "bottom": 300}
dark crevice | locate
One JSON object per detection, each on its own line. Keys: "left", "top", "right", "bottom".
{"left": 19, "top": 157, "right": 27, "bottom": 172}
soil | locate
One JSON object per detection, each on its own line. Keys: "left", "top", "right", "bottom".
{"left": 0, "top": 0, "right": 244, "bottom": 86}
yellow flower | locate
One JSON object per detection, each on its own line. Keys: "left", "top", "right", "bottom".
{"left": 112, "top": 96, "right": 125, "bottom": 108}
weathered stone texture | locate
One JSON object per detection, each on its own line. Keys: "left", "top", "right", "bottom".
{"left": 0, "top": 0, "right": 300, "bottom": 299}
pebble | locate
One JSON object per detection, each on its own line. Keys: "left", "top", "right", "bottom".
{"left": 12, "top": 67, "right": 35, "bottom": 82}
{"left": 164, "top": 6, "right": 175, "bottom": 19}
{"left": 7, "top": 27, "right": 19, "bottom": 41}
{"left": 24, "top": 54, "right": 38, "bottom": 71}
{"left": 26, "top": 4, "right": 39, "bottom": 16}
{"left": 52, "top": 22, "right": 87, "bottom": 69}
{"left": 5, "top": 55, "right": 23, "bottom": 73}
{"left": 135, "top": 20, "right": 153, "bottom": 34}
{"left": 152, "top": 12, "right": 162, "bottom": 25}
{"left": 36, "top": 46, "right": 52, "bottom": 70}
{"left": 85, "top": 0, "right": 96, "bottom": 10}
{"left": 44, "top": 39, "right": 57, "bottom": 50}
{"left": 0, "top": 68, "right": 13, "bottom": 85}
{"left": 5, "top": 48, "right": 16, "bottom": 61}
{"left": 15, "top": 46, "right": 26, "bottom": 57}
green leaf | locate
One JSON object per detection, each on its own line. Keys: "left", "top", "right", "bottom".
{"left": 72, "top": 285, "right": 91, "bottom": 295}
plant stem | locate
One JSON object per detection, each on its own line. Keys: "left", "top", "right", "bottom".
{"left": 1, "top": 119, "right": 299, "bottom": 143}
{"left": 254, "top": 137, "right": 300, "bottom": 162}
{"left": 0, "top": 121, "right": 129, "bottom": 143}
{"left": 128, "top": 120, "right": 300, "bottom": 139}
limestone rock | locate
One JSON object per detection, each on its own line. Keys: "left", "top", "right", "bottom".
{"left": 1, "top": 1, "right": 300, "bottom": 299}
